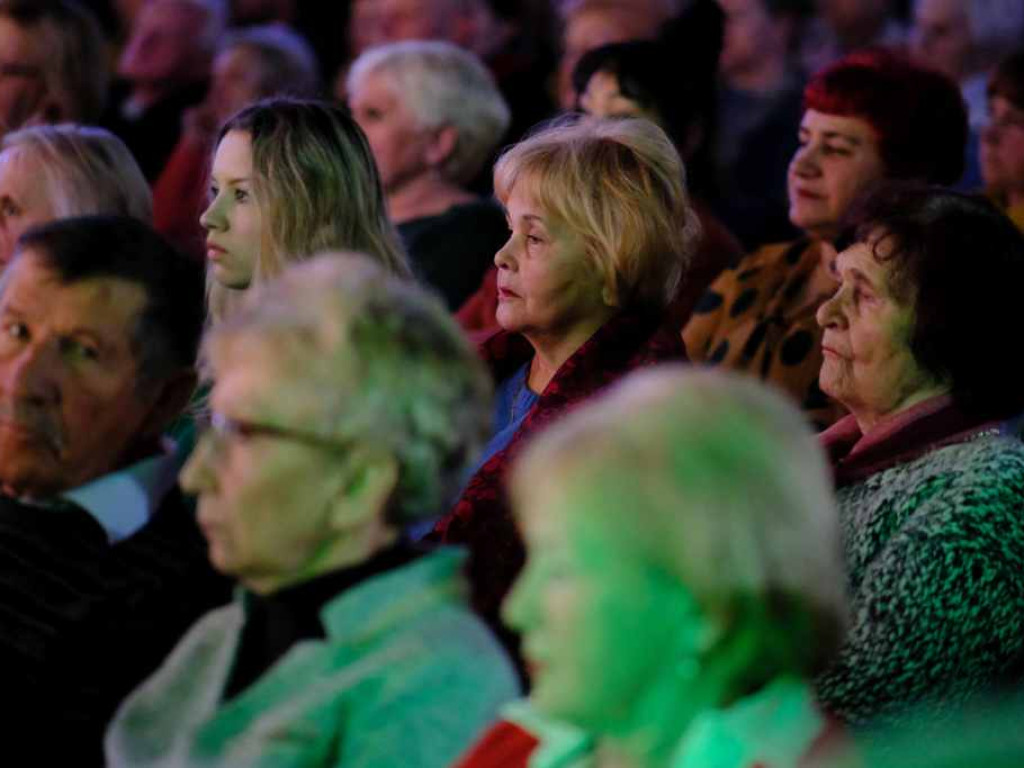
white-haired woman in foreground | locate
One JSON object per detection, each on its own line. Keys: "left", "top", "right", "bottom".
{"left": 458, "top": 366, "right": 849, "bottom": 768}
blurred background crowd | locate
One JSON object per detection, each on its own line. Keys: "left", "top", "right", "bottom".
{"left": 1, "top": 0, "right": 1024, "bottom": 766}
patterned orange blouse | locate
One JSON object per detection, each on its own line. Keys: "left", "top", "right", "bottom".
{"left": 682, "top": 238, "right": 847, "bottom": 431}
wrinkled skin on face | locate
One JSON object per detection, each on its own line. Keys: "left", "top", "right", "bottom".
{"left": 0, "top": 251, "right": 166, "bottom": 497}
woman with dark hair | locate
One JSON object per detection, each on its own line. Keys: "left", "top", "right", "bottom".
{"left": 813, "top": 182, "right": 1024, "bottom": 726}
{"left": 684, "top": 50, "right": 967, "bottom": 429}
{"left": 571, "top": 40, "right": 744, "bottom": 324}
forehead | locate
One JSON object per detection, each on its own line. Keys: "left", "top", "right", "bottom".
{"left": 214, "top": 46, "right": 260, "bottom": 76}
{"left": 351, "top": 69, "right": 398, "bottom": 101}
{"left": 138, "top": 1, "right": 206, "bottom": 35}
{"left": 801, "top": 109, "right": 878, "bottom": 143}
{"left": 212, "top": 131, "right": 253, "bottom": 174}
{"left": 504, "top": 181, "right": 547, "bottom": 219}
{"left": 914, "top": 0, "right": 965, "bottom": 21}
{"left": 836, "top": 236, "right": 894, "bottom": 284}
{"left": 0, "top": 16, "right": 43, "bottom": 61}
{"left": 210, "top": 333, "right": 328, "bottom": 425}
{"left": 0, "top": 251, "right": 148, "bottom": 342}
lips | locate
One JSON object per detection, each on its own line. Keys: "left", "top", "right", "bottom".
{"left": 206, "top": 242, "right": 227, "bottom": 262}
{"left": 497, "top": 284, "right": 519, "bottom": 299}
{"left": 792, "top": 186, "right": 824, "bottom": 201}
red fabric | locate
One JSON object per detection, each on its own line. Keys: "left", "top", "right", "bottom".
{"left": 455, "top": 201, "right": 742, "bottom": 338}
{"left": 452, "top": 720, "right": 538, "bottom": 768}
{"left": 435, "top": 310, "right": 687, "bottom": 624}
{"left": 819, "top": 395, "right": 999, "bottom": 488}
{"left": 455, "top": 711, "right": 847, "bottom": 768}
{"left": 152, "top": 136, "right": 210, "bottom": 261}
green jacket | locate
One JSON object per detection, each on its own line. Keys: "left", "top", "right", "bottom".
{"left": 106, "top": 548, "right": 519, "bottom": 767}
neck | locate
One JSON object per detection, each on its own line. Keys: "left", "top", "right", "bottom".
{"left": 523, "top": 311, "right": 615, "bottom": 392}
{"left": 386, "top": 173, "right": 474, "bottom": 224}
{"left": 852, "top": 384, "right": 951, "bottom": 436}
{"left": 594, "top": 668, "right": 727, "bottom": 768}
{"left": 246, "top": 521, "right": 398, "bottom": 596}
{"left": 724, "top": 56, "right": 788, "bottom": 93}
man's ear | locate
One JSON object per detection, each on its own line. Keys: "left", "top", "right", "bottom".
{"left": 425, "top": 124, "right": 460, "bottom": 168}
{"left": 139, "top": 368, "right": 198, "bottom": 440}
{"left": 328, "top": 448, "right": 399, "bottom": 533}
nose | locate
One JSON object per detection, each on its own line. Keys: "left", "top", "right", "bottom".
{"left": 180, "top": 431, "right": 218, "bottom": 495}
{"left": 3, "top": 343, "right": 61, "bottom": 405}
{"left": 816, "top": 288, "right": 845, "bottom": 330}
{"left": 789, "top": 138, "right": 820, "bottom": 179}
{"left": 500, "top": 558, "right": 538, "bottom": 635}
{"left": 199, "top": 193, "right": 225, "bottom": 233}
{"left": 494, "top": 233, "right": 517, "bottom": 270}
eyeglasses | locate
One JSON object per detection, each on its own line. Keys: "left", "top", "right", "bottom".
{"left": 200, "top": 410, "right": 348, "bottom": 455}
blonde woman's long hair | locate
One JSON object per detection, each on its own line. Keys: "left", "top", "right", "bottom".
{"left": 208, "top": 98, "right": 410, "bottom": 321}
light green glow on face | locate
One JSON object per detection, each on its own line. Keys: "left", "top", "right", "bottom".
{"left": 503, "top": 473, "right": 709, "bottom": 737}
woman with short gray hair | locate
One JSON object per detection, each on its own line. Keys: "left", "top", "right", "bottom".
{"left": 347, "top": 40, "right": 512, "bottom": 308}
{"left": 107, "top": 252, "right": 518, "bottom": 767}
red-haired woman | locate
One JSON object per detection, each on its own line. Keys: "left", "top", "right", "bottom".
{"left": 683, "top": 51, "right": 967, "bottom": 429}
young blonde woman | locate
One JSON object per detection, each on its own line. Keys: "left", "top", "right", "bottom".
{"left": 200, "top": 97, "right": 410, "bottom": 322}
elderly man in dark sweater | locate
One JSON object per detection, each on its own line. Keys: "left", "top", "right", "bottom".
{"left": 0, "top": 216, "right": 229, "bottom": 763}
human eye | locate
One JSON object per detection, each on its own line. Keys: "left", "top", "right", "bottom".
{"left": 0, "top": 319, "right": 27, "bottom": 343}
{"left": 234, "top": 187, "right": 250, "bottom": 203}
{"left": 208, "top": 183, "right": 220, "bottom": 202}
{"left": 822, "top": 143, "right": 852, "bottom": 157}
{"left": 60, "top": 337, "right": 100, "bottom": 363}
{"left": 0, "top": 197, "right": 20, "bottom": 218}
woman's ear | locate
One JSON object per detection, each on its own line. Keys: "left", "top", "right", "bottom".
{"left": 328, "top": 447, "right": 399, "bottom": 533}
{"left": 425, "top": 125, "right": 460, "bottom": 168}
{"left": 601, "top": 281, "right": 620, "bottom": 308}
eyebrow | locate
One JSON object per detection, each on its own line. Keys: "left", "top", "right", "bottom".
{"left": 820, "top": 130, "right": 863, "bottom": 145}
{"left": 847, "top": 266, "right": 877, "bottom": 290}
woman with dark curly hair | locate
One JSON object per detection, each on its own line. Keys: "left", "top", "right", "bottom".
{"left": 684, "top": 50, "right": 967, "bottom": 430}
{"left": 813, "top": 182, "right": 1024, "bottom": 727}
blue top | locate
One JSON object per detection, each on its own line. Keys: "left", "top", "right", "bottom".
{"left": 408, "top": 363, "right": 539, "bottom": 541}
{"left": 479, "top": 362, "right": 539, "bottom": 469}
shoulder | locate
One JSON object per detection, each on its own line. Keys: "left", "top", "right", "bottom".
{"left": 843, "top": 434, "right": 1024, "bottom": 513}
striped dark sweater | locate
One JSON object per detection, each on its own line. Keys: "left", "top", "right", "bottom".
{"left": 0, "top": 490, "right": 230, "bottom": 764}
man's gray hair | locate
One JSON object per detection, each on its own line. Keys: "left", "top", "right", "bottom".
{"left": 205, "top": 252, "right": 493, "bottom": 525}
{"left": 347, "top": 40, "right": 511, "bottom": 185}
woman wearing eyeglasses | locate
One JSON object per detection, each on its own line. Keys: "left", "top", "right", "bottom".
{"left": 105, "top": 255, "right": 519, "bottom": 768}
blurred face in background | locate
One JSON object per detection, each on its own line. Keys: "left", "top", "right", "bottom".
{"left": 558, "top": 6, "right": 662, "bottom": 110}
{"left": 207, "top": 46, "right": 267, "bottom": 125}
{"left": 348, "top": 70, "right": 435, "bottom": 195}
{"left": 911, "top": 0, "right": 971, "bottom": 81}
{"left": 0, "top": 17, "right": 48, "bottom": 139}
{"left": 578, "top": 70, "right": 659, "bottom": 124}
{"left": 980, "top": 95, "right": 1024, "bottom": 201}
{"left": 0, "top": 148, "right": 56, "bottom": 268}
{"left": 718, "top": 0, "right": 788, "bottom": 83}
{"left": 118, "top": 0, "right": 210, "bottom": 88}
